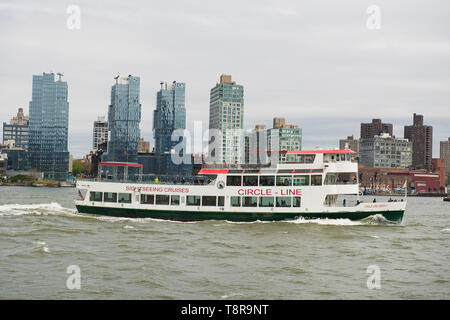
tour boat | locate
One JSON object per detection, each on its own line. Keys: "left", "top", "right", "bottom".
{"left": 74, "top": 150, "right": 406, "bottom": 223}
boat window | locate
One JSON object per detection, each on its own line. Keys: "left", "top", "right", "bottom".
{"left": 218, "top": 196, "right": 224, "bottom": 207}
{"left": 227, "top": 175, "right": 242, "bottom": 186}
{"left": 156, "top": 195, "right": 169, "bottom": 205}
{"left": 293, "top": 169, "right": 310, "bottom": 173}
{"left": 259, "top": 196, "right": 274, "bottom": 207}
{"left": 288, "top": 154, "right": 316, "bottom": 163}
{"left": 90, "top": 191, "right": 103, "bottom": 202}
{"left": 141, "top": 194, "right": 154, "bottom": 205}
{"left": 243, "top": 175, "right": 258, "bottom": 186}
{"left": 277, "top": 169, "right": 293, "bottom": 174}
{"left": 104, "top": 192, "right": 117, "bottom": 203}
{"left": 202, "top": 196, "right": 217, "bottom": 206}
{"left": 311, "top": 175, "right": 322, "bottom": 186}
{"left": 276, "top": 197, "right": 291, "bottom": 207}
{"left": 324, "top": 174, "right": 337, "bottom": 185}
{"left": 118, "top": 193, "right": 132, "bottom": 204}
{"left": 293, "top": 175, "right": 309, "bottom": 186}
{"left": 303, "top": 155, "right": 315, "bottom": 163}
{"left": 230, "top": 196, "right": 241, "bottom": 207}
{"left": 242, "top": 196, "right": 258, "bottom": 207}
{"left": 260, "top": 169, "right": 277, "bottom": 174}
{"left": 187, "top": 195, "right": 201, "bottom": 206}
{"left": 244, "top": 169, "right": 260, "bottom": 174}
{"left": 293, "top": 197, "right": 301, "bottom": 207}
{"left": 171, "top": 195, "right": 180, "bottom": 205}
{"left": 276, "top": 176, "right": 292, "bottom": 186}
{"left": 228, "top": 169, "right": 243, "bottom": 174}
{"left": 311, "top": 169, "right": 323, "bottom": 173}
{"left": 259, "top": 175, "right": 275, "bottom": 186}
{"left": 340, "top": 154, "right": 345, "bottom": 161}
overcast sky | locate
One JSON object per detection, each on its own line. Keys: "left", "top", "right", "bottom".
{"left": 1, "top": 0, "right": 449, "bottom": 158}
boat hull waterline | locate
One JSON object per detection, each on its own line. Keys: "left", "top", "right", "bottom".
{"left": 75, "top": 205, "right": 404, "bottom": 223}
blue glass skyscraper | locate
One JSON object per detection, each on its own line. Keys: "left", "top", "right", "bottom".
{"left": 153, "top": 81, "right": 186, "bottom": 154}
{"left": 105, "top": 75, "right": 141, "bottom": 165}
{"left": 145, "top": 81, "right": 192, "bottom": 176}
{"left": 29, "top": 72, "right": 69, "bottom": 181}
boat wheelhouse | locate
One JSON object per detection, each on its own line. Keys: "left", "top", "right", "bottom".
{"left": 74, "top": 150, "right": 406, "bottom": 223}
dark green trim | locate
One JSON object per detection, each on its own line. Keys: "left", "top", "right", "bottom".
{"left": 75, "top": 205, "right": 404, "bottom": 223}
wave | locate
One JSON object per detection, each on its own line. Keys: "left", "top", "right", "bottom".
{"left": 32, "top": 240, "right": 50, "bottom": 253}
{"left": 286, "top": 217, "right": 363, "bottom": 226}
{"left": 286, "top": 214, "right": 397, "bottom": 226}
{"left": 0, "top": 202, "right": 77, "bottom": 217}
{"left": 220, "top": 292, "right": 244, "bottom": 299}
{"left": 1, "top": 203, "right": 397, "bottom": 227}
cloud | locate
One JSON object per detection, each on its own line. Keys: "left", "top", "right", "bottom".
{"left": 0, "top": 0, "right": 449, "bottom": 158}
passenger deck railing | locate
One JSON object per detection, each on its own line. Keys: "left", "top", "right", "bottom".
{"left": 77, "top": 174, "right": 217, "bottom": 186}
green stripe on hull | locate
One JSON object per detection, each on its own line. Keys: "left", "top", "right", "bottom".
{"left": 75, "top": 205, "right": 404, "bottom": 223}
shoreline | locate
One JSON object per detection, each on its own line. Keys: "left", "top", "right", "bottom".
{"left": 0, "top": 183, "right": 74, "bottom": 188}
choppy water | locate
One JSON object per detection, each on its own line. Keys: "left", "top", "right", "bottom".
{"left": 0, "top": 186, "right": 449, "bottom": 299}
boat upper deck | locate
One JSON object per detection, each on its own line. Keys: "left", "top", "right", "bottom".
{"left": 80, "top": 149, "right": 358, "bottom": 186}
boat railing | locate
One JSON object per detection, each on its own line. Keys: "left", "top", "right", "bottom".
{"left": 77, "top": 174, "right": 218, "bottom": 186}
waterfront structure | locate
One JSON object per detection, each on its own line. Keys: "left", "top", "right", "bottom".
{"left": 268, "top": 118, "right": 302, "bottom": 163}
{"left": 0, "top": 153, "right": 7, "bottom": 177}
{"left": 28, "top": 72, "right": 69, "bottom": 181}
{"left": 404, "top": 113, "right": 433, "bottom": 170}
{"left": 359, "top": 166, "right": 441, "bottom": 194}
{"left": 209, "top": 74, "right": 244, "bottom": 164}
{"left": 2, "top": 108, "right": 29, "bottom": 150}
{"left": 440, "top": 138, "right": 450, "bottom": 184}
{"left": 0, "top": 148, "right": 30, "bottom": 171}
{"left": 360, "top": 119, "right": 393, "bottom": 139}
{"left": 104, "top": 75, "right": 141, "bottom": 167}
{"left": 359, "top": 133, "right": 412, "bottom": 169}
{"left": 431, "top": 158, "right": 446, "bottom": 190}
{"left": 93, "top": 116, "right": 108, "bottom": 151}
{"left": 339, "top": 135, "right": 360, "bottom": 156}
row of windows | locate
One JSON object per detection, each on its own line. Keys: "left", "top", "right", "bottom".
{"left": 231, "top": 196, "right": 301, "bottom": 208}
{"left": 90, "top": 192, "right": 132, "bottom": 203}
{"left": 90, "top": 192, "right": 225, "bottom": 207}
{"left": 89, "top": 192, "right": 301, "bottom": 208}
{"left": 226, "top": 175, "right": 322, "bottom": 186}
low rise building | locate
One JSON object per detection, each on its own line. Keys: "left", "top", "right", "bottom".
{"left": 359, "top": 166, "right": 442, "bottom": 194}
{"left": 359, "top": 133, "right": 412, "bottom": 169}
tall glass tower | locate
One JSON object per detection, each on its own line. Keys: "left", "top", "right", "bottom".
{"left": 153, "top": 81, "right": 186, "bottom": 154}
{"left": 209, "top": 74, "right": 244, "bottom": 164}
{"left": 105, "top": 75, "right": 141, "bottom": 165}
{"left": 29, "top": 72, "right": 69, "bottom": 181}
{"left": 151, "top": 81, "right": 192, "bottom": 176}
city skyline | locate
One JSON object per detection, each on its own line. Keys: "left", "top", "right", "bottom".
{"left": 1, "top": 72, "right": 449, "bottom": 160}
{"left": 0, "top": 1, "right": 449, "bottom": 158}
